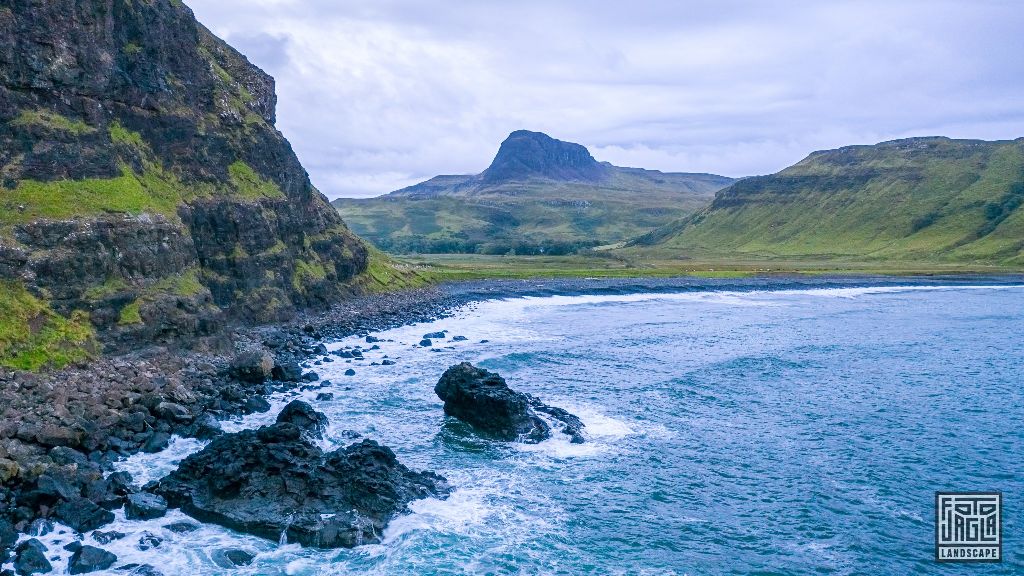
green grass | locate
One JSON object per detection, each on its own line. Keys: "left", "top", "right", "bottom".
{"left": 350, "top": 245, "right": 437, "bottom": 292}
{"left": 0, "top": 281, "right": 97, "bottom": 371}
{"left": 291, "top": 257, "right": 329, "bottom": 291}
{"left": 394, "top": 253, "right": 1023, "bottom": 282}
{"left": 11, "top": 109, "right": 95, "bottom": 135}
{"left": 1, "top": 166, "right": 186, "bottom": 227}
{"left": 118, "top": 299, "right": 143, "bottom": 325}
{"left": 632, "top": 137, "right": 1024, "bottom": 265}
{"left": 109, "top": 120, "right": 148, "bottom": 149}
{"left": 333, "top": 169, "right": 731, "bottom": 255}
{"left": 228, "top": 161, "right": 285, "bottom": 200}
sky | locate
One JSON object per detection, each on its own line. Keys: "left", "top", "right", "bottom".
{"left": 186, "top": 0, "right": 1024, "bottom": 198}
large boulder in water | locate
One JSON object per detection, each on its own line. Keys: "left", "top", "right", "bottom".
{"left": 154, "top": 405, "right": 449, "bottom": 548}
{"left": 435, "top": 362, "right": 585, "bottom": 443}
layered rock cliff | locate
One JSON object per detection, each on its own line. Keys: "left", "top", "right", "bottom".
{"left": 0, "top": 0, "right": 368, "bottom": 364}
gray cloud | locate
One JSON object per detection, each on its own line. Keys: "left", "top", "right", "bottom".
{"left": 186, "top": 0, "right": 1024, "bottom": 198}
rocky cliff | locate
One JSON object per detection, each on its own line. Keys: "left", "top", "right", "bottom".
{"left": 0, "top": 0, "right": 368, "bottom": 366}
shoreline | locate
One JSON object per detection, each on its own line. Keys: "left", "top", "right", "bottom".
{"left": 2, "top": 272, "right": 1023, "bottom": 553}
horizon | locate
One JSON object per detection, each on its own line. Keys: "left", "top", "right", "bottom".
{"left": 186, "top": 0, "right": 1024, "bottom": 198}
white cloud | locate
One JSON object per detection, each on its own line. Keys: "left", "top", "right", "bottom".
{"left": 185, "top": 0, "right": 1024, "bottom": 197}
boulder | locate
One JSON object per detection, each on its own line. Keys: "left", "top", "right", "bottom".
{"left": 451, "top": 336, "right": 468, "bottom": 342}
{"left": 68, "top": 545, "right": 116, "bottom": 574}
{"left": 163, "top": 522, "right": 199, "bottom": 534}
{"left": 54, "top": 497, "right": 115, "bottom": 532}
{"left": 13, "top": 539, "right": 50, "bottom": 576}
{"left": 229, "top": 350, "right": 275, "bottom": 383}
{"left": 434, "top": 363, "right": 585, "bottom": 443}
{"left": 119, "top": 565, "right": 164, "bottom": 576}
{"left": 212, "top": 549, "right": 254, "bottom": 568}
{"left": 275, "top": 401, "right": 328, "bottom": 438}
{"left": 271, "top": 360, "right": 303, "bottom": 382}
{"left": 155, "top": 406, "right": 449, "bottom": 548}
{"left": 418, "top": 339, "right": 432, "bottom": 347}
{"left": 343, "top": 369, "right": 356, "bottom": 376}
{"left": 137, "top": 532, "right": 162, "bottom": 551}
{"left": 126, "top": 493, "right": 167, "bottom": 520}
{"left": 91, "top": 530, "right": 125, "bottom": 545}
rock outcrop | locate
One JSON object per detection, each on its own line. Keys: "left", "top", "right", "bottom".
{"left": 154, "top": 402, "right": 449, "bottom": 548}
{"left": 0, "top": 0, "right": 368, "bottom": 359}
{"left": 435, "top": 362, "right": 585, "bottom": 443}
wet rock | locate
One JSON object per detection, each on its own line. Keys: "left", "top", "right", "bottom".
{"left": 275, "top": 401, "right": 328, "bottom": 438}
{"left": 300, "top": 371, "right": 319, "bottom": 383}
{"left": 155, "top": 406, "right": 449, "bottom": 548}
{"left": 126, "top": 493, "right": 167, "bottom": 520}
{"left": 192, "top": 413, "right": 222, "bottom": 440}
{"left": 13, "top": 539, "right": 51, "bottom": 575}
{"left": 229, "top": 351, "right": 275, "bottom": 383}
{"left": 423, "top": 331, "right": 446, "bottom": 339}
{"left": 154, "top": 402, "right": 192, "bottom": 423}
{"left": 68, "top": 545, "right": 117, "bottom": 574}
{"left": 418, "top": 339, "right": 432, "bottom": 347}
{"left": 137, "top": 532, "right": 162, "bottom": 551}
{"left": 92, "top": 530, "right": 126, "bottom": 545}
{"left": 163, "top": 522, "right": 199, "bottom": 534}
{"left": 0, "top": 518, "right": 17, "bottom": 554}
{"left": 117, "top": 564, "right": 164, "bottom": 576}
{"left": 344, "top": 369, "right": 356, "bottom": 376}
{"left": 434, "top": 362, "right": 584, "bottom": 443}
{"left": 142, "top": 432, "right": 170, "bottom": 453}
{"left": 212, "top": 549, "right": 254, "bottom": 568}
{"left": 242, "top": 397, "right": 271, "bottom": 414}
{"left": 27, "top": 519, "right": 52, "bottom": 537}
{"left": 381, "top": 359, "right": 396, "bottom": 366}
{"left": 271, "top": 360, "right": 303, "bottom": 382}
{"left": 365, "top": 335, "right": 381, "bottom": 343}
{"left": 315, "top": 392, "right": 334, "bottom": 401}
{"left": 54, "top": 497, "right": 115, "bottom": 532}
{"left": 451, "top": 336, "right": 468, "bottom": 342}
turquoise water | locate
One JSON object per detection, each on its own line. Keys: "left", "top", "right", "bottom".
{"left": 18, "top": 281, "right": 1024, "bottom": 574}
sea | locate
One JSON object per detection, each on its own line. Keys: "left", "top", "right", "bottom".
{"left": 10, "top": 277, "right": 1024, "bottom": 575}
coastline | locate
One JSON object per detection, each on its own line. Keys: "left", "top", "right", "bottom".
{"left": 3, "top": 272, "right": 1023, "bottom": 550}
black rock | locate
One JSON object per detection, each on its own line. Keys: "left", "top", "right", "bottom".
{"left": 316, "top": 392, "right": 334, "bottom": 401}
{"left": 271, "top": 360, "right": 303, "bottom": 382}
{"left": 479, "top": 340, "right": 490, "bottom": 344}
{"left": 92, "top": 530, "right": 126, "bottom": 545}
{"left": 365, "top": 335, "right": 381, "bottom": 343}
{"left": 192, "top": 412, "right": 223, "bottom": 440}
{"left": 229, "top": 350, "right": 274, "bottom": 383}
{"left": 142, "top": 432, "right": 170, "bottom": 453}
{"left": 418, "top": 339, "right": 432, "bottom": 347}
{"left": 14, "top": 539, "right": 50, "bottom": 576}
{"left": 381, "top": 359, "right": 396, "bottom": 366}
{"left": 26, "top": 519, "right": 52, "bottom": 538}
{"left": 117, "top": 564, "right": 164, "bottom": 576}
{"left": 63, "top": 542, "right": 82, "bottom": 553}
{"left": 300, "top": 371, "right": 319, "bottom": 382}
{"left": 434, "top": 362, "right": 585, "bottom": 443}
{"left": 242, "top": 397, "right": 271, "bottom": 414}
{"left": 344, "top": 369, "right": 356, "bottom": 376}
{"left": 68, "top": 545, "right": 117, "bottom": 574}
{"left": 54, "top": 497, "right": 115, "bottom": 532}
{"left": 451, "top": 336, "right": 468, "bottom": 342}
{"left": 126, "top": 493, "right": 167, "bottom": 520}
{"left": 155, "top": 407, "right": 449, "bottom": 548}
{"left": 212, "top": 549, "right": 254, "bottom": 568}
{"left": 137, "top": 532, "right": 162, "bottom": 551}
{"left": 313, "top": 344, "right": 328, "bottom": 355}
{"left": 423, "top": 331, "right": 446, "bottom": 339}
{"left": 163, "top": 522, "right": 199, "bottom": 534}
{"left": 275, "top": 401, "right": 328, "bottom": 438}
{"left": 0, "top": 518, "right": 17, "bottom": 553}
{"left": 334, "top": 350, "right": 353, "bottom": 359}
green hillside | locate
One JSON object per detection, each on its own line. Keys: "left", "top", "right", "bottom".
{"left": 333, "top": 131, "right": 733, "bottom": 255}
{"left": 628, "top": 137, "right": 1024, "bottom": 265}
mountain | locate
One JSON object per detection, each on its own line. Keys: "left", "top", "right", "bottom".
{"left": 629, "top": 137, "right": 1024, "bottom": 265}
{"left": 332, "top": 130, "right": 734, "bottom": 254}
{"left": 0, "top": 0, "right": 369, "bottom": 368}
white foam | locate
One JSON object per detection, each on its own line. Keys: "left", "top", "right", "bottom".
{"left": 115, "top": 435, "right": 207, "bottom": 486}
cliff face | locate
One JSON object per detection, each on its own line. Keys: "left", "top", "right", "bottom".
{"left": 0, "top": 0, "right": 367, "bottom": 360}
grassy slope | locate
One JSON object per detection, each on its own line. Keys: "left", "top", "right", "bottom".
{"left": 628, "top": 137, "right": 1024, "bottom": 265}
{"left": 0, "top": 281, "right": 97, "bottom": 370}
{"left": 333, "top": 170, "right": 730, "bottom": 255}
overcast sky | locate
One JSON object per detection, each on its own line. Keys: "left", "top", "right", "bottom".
{"left": 187, "top": 0, "right": 1024, "bottom": 198}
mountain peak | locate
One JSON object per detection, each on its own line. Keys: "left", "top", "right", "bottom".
{"left": 481, "top": 130, "right": 607, "bottom": 183}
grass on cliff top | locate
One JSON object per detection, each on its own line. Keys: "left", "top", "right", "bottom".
{"left": 0, "top": 281, "right": 97, "bottom": 371}
{"left": 351, "top": 245, "right": 437, "bottom": 292}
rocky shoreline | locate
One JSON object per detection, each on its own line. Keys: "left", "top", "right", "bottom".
{"left": 2, "top": 274, "right": 1018, "bottom": 571}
